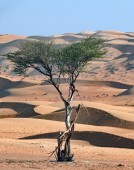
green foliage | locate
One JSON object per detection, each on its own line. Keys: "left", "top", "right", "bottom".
{"left": 60, "top": 36, "right": 106, "bottom": 75}
{"left": 6, "top": 35, "right": 106, "bottom": 78}
{"left": 6, "top": 41, "right": 55, "bottom": 75}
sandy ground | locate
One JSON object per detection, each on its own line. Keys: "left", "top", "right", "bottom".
{"left": 0, "top": 31, "right": 134, "bottom": 169}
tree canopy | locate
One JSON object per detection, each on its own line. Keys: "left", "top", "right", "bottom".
{"left": 7, "top": 36, "right": 105, "bottom": 82}
{"left": 6, "top": 35, "right": 106, "bottom": 102}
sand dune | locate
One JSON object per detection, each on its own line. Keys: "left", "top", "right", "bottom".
{"left": 117, "top": 86, "right": 134, "bottom": 96}
{"left": 76, "top": 31, "right": 96, "bottom": 36}
{"left": 0, "top": 119, "right": 133, "bottom": 169}
{"left": 21, "top": 130, "right": 134, "bottom": 149}
{"left": 98, "top": 30, "right": 126, "bottom": 35}
{"left": 0, "top": 117, "right": 133, "bottom": 140}
{"left": 28, "top": 35, "right": 83, "bottom": 44}
{"left": 0, "top": 31, "right": 134, "bottom": 84}
{"left": 0, "top": 31, "right": 134, "bottom": 169}
{"left": 0, "top": 77, "right": 12, "bottom": 89}
{"left": 34, "top": 105, "right": 61, "bottom": 115}
{"left": 0, "top": 108, "right": 18, "bottom": 118}
{"left": 35, "top": 102, "right": 134, "bottom": 129}
{"left": 76, "top": 79, "right": 132, "bottom": 89}
{"left": 0, "top": 102, "right": 39, "bottom": 118}
{"left": 0, "top": 77, "right": 37, "bottom": 89}
{"left": 0, "top": 39, "right": 25, "bottom": 55}
{"left": 0, "top": 34, "right": 26, "bottom": 43}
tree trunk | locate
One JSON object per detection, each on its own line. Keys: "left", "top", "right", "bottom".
{"left": 64, "top": 101, "right": 72, "bottom": 158}
{"left": 56, "top": 103, "right": 81, "bottom": 161}
{"left": 56, "top": 102, "right": 73, "bottom": 161}
{"left": 65, "top": 102, "right": 72, "bottom": 129}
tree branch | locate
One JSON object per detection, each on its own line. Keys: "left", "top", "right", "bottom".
{"left": 49, "top": 73, "right": 66, "bottom": 103}
{"left": 30, "top": 64, "right": 50, "bottom": 76}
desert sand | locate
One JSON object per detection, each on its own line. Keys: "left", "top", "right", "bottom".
{"left": 0, "top": 31, "right": 134, "bottom": 170}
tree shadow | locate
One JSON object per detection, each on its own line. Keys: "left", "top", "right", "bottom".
{"left": 20, "top": 131, "right": 134, "bottom": 149}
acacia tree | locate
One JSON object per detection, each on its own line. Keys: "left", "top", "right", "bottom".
{"left": 6, "top": 35, "right": 106, "bottom": 161}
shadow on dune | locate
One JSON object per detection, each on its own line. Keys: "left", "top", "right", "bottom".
{"left": 20, "top": 131, "right": 134, "bottom": 149}
{"left": 0, "top": 91, "right": 11, "bottom": 98}
{"left": 0, "top": 77, "right": 13, "bottom": 89}
{"left": 0, "top": 39, "right": 25, "bottom": 55}
{"left": 0, "top": 77, "right": 37, "bottom": 90}
{"left": 107, "top": 43, "right": 134, "bottom": 63}
{"left": 107, "top": 38, "right": 131, "bottom": 43}
{"left": 28, "top": 36, "right": 54, "bottom": 41}
{"left": 41, "top": 79, "right": 132, "bottom": 89}
{"left": 28, "top": 35, "right": 83, "bottom": 43}
{"left": 60, "top": 35, "right": 83, "bottom": 42}
{"left": 41, "top": 78, "right": 67, "bottom": 85}
{"left": 0, "top": 77, "right": 37, "bottom": 98}
{"left": 76, "top": 80, "right": 132, "bottom": 89}
{"left": 0, "top": 102, "right": 40, "bottom": 118}
{"left": 114, "top": 53, "right": 131, "bottom": 60}
{"left": 35, "top": 107, "right": 134, "bottom": 129}
{"left": 128, "top": 39, "right": 134, "bottom": 43}
{"left": 117, "top": 86, "right": 134, "bottom": 96}
{"left": 107, "top": 44, "right": 134, "bottom": 53}
{"left": 114, "top": 53, "right": 134, "bottom": 64}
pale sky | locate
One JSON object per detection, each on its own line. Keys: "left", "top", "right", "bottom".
{"left": 0, "top": 0, "right": 134, "bottom": 36}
